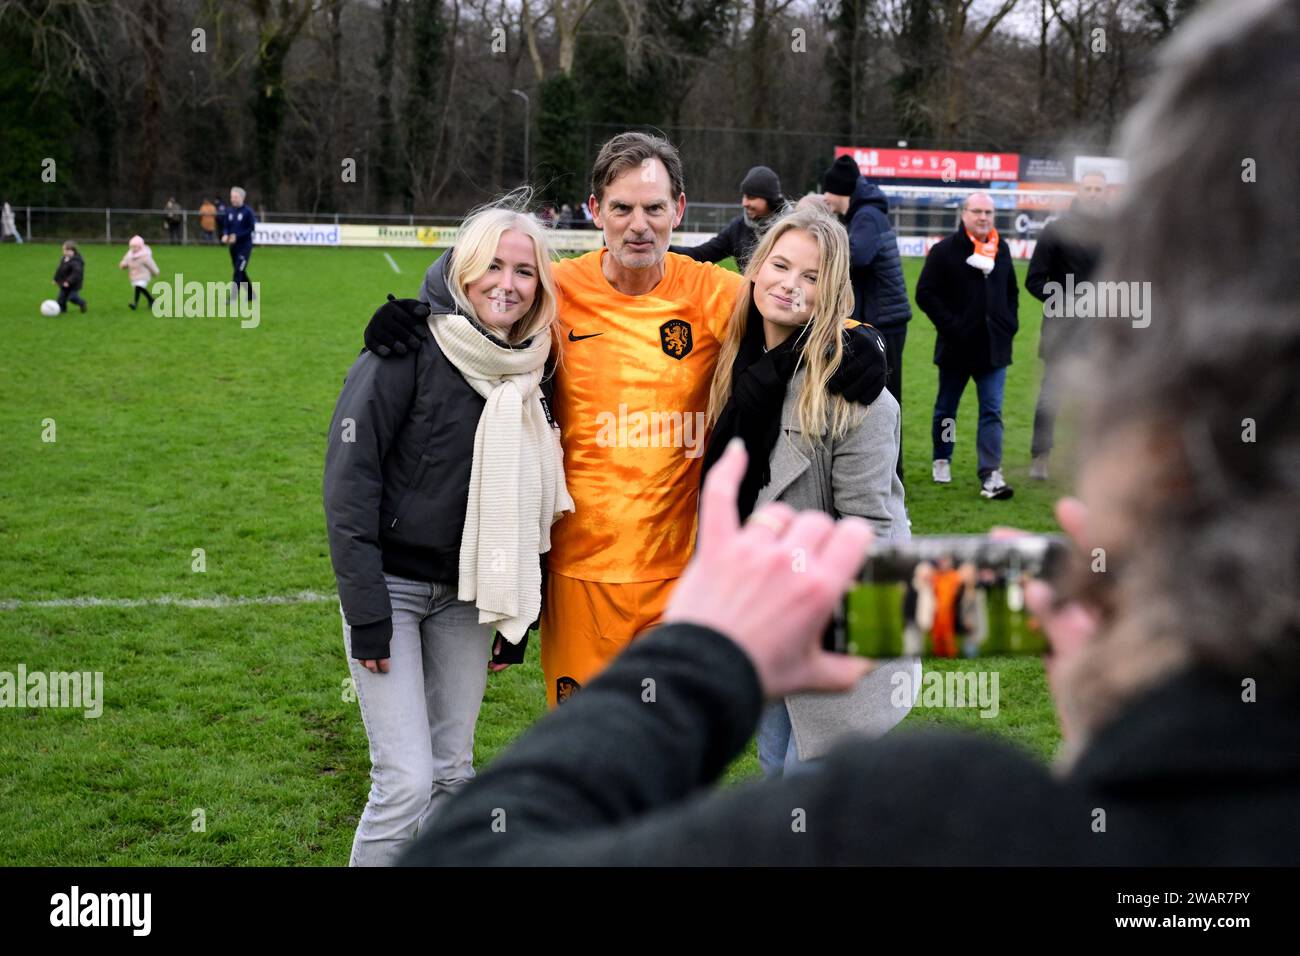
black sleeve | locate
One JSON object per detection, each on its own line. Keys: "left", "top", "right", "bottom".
{"left": 1024, "top": 228, "right": 1057, "bottom": 302}
{"left": 915, "top": 250, "right": 958, "bottom": 336}
{"left": 401, "top": 621, "right": 1072, "bottom": 866}
{"left": 67, "top": 257, "right": 83, "bottom": 287}
{"left": 1006, "top": 249, "right": 1020, "bottom": 328}
{"left": 322, "top": 350, "right": 417, "bottom": 659}
{"left": 669, "top": 225, "right": 736, "bottom": 265}
{"left": 401, "top": 622, "right": 764, "bottom": 865}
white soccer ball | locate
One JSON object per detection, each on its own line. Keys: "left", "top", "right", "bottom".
{"left": 40, "top": 299, "right": 61, "bottom": 317}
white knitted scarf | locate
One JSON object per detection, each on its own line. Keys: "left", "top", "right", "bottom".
{"left": 427, "top": 312, "right": 574, "bottom": 641}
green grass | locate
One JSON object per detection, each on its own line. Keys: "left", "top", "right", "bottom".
{"left": 0, "top": 241, "right": 1067, "bottom": 865}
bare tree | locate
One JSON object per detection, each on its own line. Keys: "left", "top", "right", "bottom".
{"left": 935, "top": 0, "right": 1022, "bottom": 145}
{"left": 247, "top": 0, "right": 318, "bottom": 207}
{"left": 521, "top": 0, "right": 600, "bottom": 79}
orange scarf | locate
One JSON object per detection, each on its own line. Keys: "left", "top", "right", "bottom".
{"left": 965, "top": 226, "right": 999, "bottom": 260}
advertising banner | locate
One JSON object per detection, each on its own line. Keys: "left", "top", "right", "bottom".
{"left": 253, "top": 222, "right": 341, "bottom": 245}
{"left": 835, "top": 146, "right": 1021, "bottom": 182}
{"left": 1021, "top": 156, "right": 1072, "bottom": 182}
{"left": 1073, "top": 155, "right": 1129, "bottom": 184}
{"left": 895, "top": 235, "right": 1037, "bottom": 260}
{"left": 1016, "top": 182, "right": 1076, "bottom": 211}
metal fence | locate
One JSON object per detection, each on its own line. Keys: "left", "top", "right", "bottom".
{"left": 7, "top": 189, "right": 1073, "bottom": 247}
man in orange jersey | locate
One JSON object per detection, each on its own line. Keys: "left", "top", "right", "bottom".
{"left": 363, "top": 133, "right": 888, "bottom": 707}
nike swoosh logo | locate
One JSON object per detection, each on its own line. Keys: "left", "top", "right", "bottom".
{"left": 568, "top": 330, "right": 604, "bottom": 341}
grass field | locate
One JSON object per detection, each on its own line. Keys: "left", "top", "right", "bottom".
{"left": 0, "top": 240, "right": 1069, "bottom": 865}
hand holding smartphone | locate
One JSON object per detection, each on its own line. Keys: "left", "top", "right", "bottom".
{"left": 825, "top": 534, "right": 1070, "bottom": 658}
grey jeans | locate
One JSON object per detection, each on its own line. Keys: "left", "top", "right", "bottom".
{"left": 342, "top": 573, "right": 494, "bottom": 866}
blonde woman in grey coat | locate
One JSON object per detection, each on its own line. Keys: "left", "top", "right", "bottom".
{"left": 699, "top": 205, "right": 920, "bottom": 776}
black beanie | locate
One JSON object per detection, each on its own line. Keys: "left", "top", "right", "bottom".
{"left": 739, "top": 165, "right": 783, "bottom": 206}
{"left": 822, "top": 155, "right": 861, "bottom": 197}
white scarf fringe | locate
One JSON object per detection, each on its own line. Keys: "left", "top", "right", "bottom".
{"left": 427, "top": 313, "right": 574, "bottom": 641}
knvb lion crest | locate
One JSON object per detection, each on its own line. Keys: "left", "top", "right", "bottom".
{"left": 659, "top": 319, "right": 693, "bottom": 360}
{"left": 556, "top": 677, "right": 581, "bottom": 703}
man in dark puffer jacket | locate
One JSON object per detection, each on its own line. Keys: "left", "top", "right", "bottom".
{"left": 817, "top": 156, "right": 912, "bottom": 481}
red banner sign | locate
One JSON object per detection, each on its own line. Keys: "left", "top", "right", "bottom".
{"left": 835, "top": 146, "right": 1022, "bottom": 182}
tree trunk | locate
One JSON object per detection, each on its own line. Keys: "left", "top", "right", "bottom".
{"left": 249, "top": 0, "right": 314, "bottom": 209}
{"left": 1036, "top": 0, "right": 1049, "bottom": 115}
{"left": 376, "top": 0, "right": 402, "bottom": 207}
{"left": 134, "top": 0, "right": 168, "bottom": 206}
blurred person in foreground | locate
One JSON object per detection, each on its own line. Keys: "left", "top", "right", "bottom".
{"left": 1024, "top": 171, "right": 1109, "bottom": 480}
{"left": 397, "top": 0, "right": 1300, "bottom": 866}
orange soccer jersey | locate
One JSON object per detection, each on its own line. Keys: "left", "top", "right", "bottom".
{"left": 547, "top": 249, "right": 744, "bottom": 583}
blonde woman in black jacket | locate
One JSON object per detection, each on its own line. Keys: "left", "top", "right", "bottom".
{"left": 324, "top": 200, "right": 572, "bottom": 865}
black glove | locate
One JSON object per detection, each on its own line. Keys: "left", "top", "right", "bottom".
{"left": 363, "top": 294, "right": 430, "bottom": 357}
{"left": 827, "top": 324, "right": 888, "bottom": 406}
{"left": 491, "top": 631, "right": 528, "bottom": 665}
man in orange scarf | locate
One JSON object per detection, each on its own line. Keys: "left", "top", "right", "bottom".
{"left": 915, "top": 192, "right": 1020, "bottom": 500}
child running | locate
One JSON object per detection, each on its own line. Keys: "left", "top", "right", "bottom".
{"left": 52, "top": 240, "right": 87, "bottom": 313}
{"left": 119, "top": 234, "right": 160, "bottom": 310}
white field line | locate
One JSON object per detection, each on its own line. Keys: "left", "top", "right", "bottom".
{"left": 382, "top": 252, "right": 401, "bottom": 273}
{"left": 0, "top": 591, "right": 337, "bottom": 611}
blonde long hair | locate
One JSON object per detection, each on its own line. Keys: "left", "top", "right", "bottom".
{"left": 706, "top": 206, "right": 863, "bottom": 443}
{"left": 445, "top": 192, "right": 560, "bottom": 346}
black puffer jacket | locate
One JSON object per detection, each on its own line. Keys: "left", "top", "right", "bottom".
{"left": 842, "top": 179, "right": 912, "bottom": 333}
{"left": 53, "top": 252, "right": 84, "bottom": 290}
{"left": 915, "top": 225, "right": 1019, "bottom": 373}
{"left": 324, "top": 255, "right": 544, "bottom": 659}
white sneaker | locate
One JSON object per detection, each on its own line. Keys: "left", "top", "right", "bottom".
{"left": 932, "top": 459, "right": 951, "bottom": 484}
{"left": 980, "top": 469, "right": 1014, "bottom": 500}
{"left": 1029, "top": 456, "right": 1050, "bottom": 481}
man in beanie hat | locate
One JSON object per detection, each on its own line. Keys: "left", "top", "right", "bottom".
{"left": 670, "top": 165, "right": 790, "bottom": 272}
{"left": 806, "top": 154, "right": 913, "bottom": 481}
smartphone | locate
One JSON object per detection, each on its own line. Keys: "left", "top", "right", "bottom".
{"left": 824, "top": 534, "right": 1070, "bottom": 658}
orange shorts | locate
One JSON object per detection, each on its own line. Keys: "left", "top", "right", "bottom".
{"left": 539, "top": 572, "right": 677, "bottom": 708}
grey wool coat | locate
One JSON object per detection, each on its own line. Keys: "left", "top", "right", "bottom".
{"left": 754, "top": 371, "right": 921, "bottom": 760}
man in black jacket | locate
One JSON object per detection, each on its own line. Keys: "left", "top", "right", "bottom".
{"left": 1024, "top": 173, "right": 1107, "bottom": 480}
{"left": 396, "top": 0, "right": 1299, "bottom": 869}
{"left": 670, "top": 165, "right": 787, "bottom": 272}
{"left": 815, "top": 156, "right": 913, "bottom": 481}
{"left": 915, "top": 193, "right": 1018, "bottom": 499}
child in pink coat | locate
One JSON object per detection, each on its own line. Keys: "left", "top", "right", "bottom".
{"left": 119, "top": 235, "right": 160, "bottom": 310}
